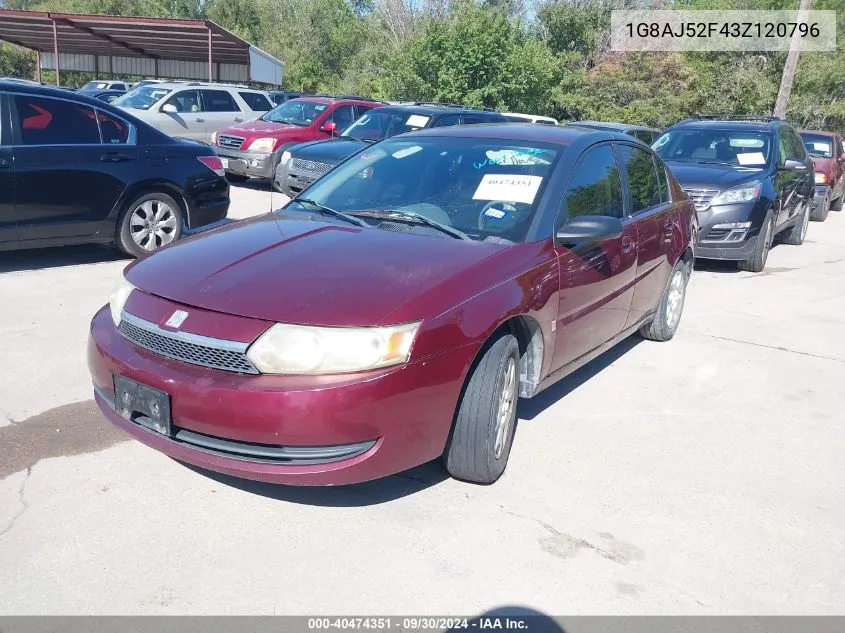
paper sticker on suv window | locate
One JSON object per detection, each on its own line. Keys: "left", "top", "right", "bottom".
{"left": 472, "top": 174, "right": 542, "bottom": 204}
{"left": 484, "top": 208, "right": 507, "bottom": 219}
{"left": 736, "top": 152, "right": 766, "bottom": 166}
{"left": 406, "top": 114, "right": 430, "bottom": 127}
{"left": 813, "top": 142, "right": 831, "bottom": 152}
{"left": 730, "top": 138, "right": 765, "bottom": 148}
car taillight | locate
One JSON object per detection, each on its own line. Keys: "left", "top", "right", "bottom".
{"left": 197, "top": 155, "right": 225, "bottom": 176}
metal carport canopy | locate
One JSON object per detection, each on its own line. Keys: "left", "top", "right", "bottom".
{"left": 0, "top": 9, "right": 283, "bottom": 85}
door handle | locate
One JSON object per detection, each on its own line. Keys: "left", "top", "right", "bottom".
{"left": 0, "top": 158, "right": 10, "bottom": 169}
{"left": 195, "top": 117, "right": 205, "bottom": 123}
{"left": 234, "top": 117, "right": 244, "bottom": 122}
{"left": 100, "top": 152, "right": 131, "bottom": 162}
{"left": 621, "top": 236, "right": 635, "bottom": 253}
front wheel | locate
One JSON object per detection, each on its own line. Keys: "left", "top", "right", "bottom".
{"left": 738, "top": 214, "right": 773, "bottom": 273}
{"left": 117, "top": 192, "right": 184, "bottom": 257}
{"left": 639, "top": 259, "right": 689, "bottom": 342}
{"left": 781, "top": 201, "right": 810, "bottom": 246}
{"left": 444, "top": 334, "right": 520, "bottom": 484}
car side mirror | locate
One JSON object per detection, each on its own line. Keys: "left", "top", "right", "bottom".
{"left": 781, "top": 158, "right": 807, "bottom": 171}
{"left": 320, "top": 121, "right": 337, "bottom": 135}
{"left": 161, "top": 103, "right": 178, "bottom": 114}
{"left": 839, "top": 152, "right": 845, "bottom": 164}
{"left": 556, "top": 215, "right": 624, "bottom": 244}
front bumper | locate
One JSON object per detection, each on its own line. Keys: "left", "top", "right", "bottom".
{"left": 87, "top": 306, "right": 475, "bottom": 486}
{"left": 215, "top": 146, "right": 278, "bottom": 179}
{"left": 693, "top": 200, "right": 764, "bottom": 262}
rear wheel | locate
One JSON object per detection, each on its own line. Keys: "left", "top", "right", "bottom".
{"left": 444, "top": 333, "right": 520, "bottom": 485}
{"left": 832, "top": 193, "right": 843, "bottom": 212}
{"left": 781, "top": 201, "right": 810, "bottom": 246}
{"left": 639, "top": 259, "right": 689, "bottom": 342}
{"left": 117, "top": 191, "right": 183, "bottom": 257}
{"left": 810, "top": 193, "right": 830, "bottom": 222}
{"left": 738, "top": 213, "right": 773, "bottom": 273}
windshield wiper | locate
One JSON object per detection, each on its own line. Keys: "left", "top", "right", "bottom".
{"left": 376, "top": 211, "right": 471, "bottom": 241}
{"left": 293, "top": 199, "right": 369, "bottom": 228}
{"left": 694, "top": 160, "right": 740, "bottom": 167}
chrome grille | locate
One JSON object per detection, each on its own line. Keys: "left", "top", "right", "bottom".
{"left": 217, "top": 134, "right": 245, "bottom": 150}
{"left": 683, "top": 188, "right": 719, "bottom": 212}
{"left": 290, "top": 158, "right": 333, "bottom": 176}
{"left": 118, "top": 313, "right": 259, "bottom": 374}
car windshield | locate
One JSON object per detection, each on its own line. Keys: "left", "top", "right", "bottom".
{"left": 261, "top": 100, "right": 328, "bottom": 126}
{"left": 113, "top": 86, "right": 172, "bottom": 110}
{"left": 341, "top": 110, "right": 432, "bottom": 141}
{"left": 80, "top": 81, "right": 110, "bottom": 91}
{"left": 653, "top": 129, "right": 771, "bottom": 168}
{"left": 280, "top": 137, "right": 560, "bottom": 243}
{"left": 800, "top": 133, "right": 834, "bottom": 158}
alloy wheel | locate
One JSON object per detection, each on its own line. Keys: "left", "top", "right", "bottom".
{"left": 665, "top": 268, "right": 686, "bottom": 329}
{"left": 130, "top": 199, "right": 178, "bottom": 252}
{"left": 493, "top": 357, "right": 517, "bottom": 459}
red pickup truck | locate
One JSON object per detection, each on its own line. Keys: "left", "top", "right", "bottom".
{"left": 800, "top": 129, "right": 845, "bottom": 222}
{"left": 211, "top": 95, "right": 383, "bottom": 183}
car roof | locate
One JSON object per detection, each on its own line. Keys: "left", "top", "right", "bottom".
{"left": 799, "top": 129, "right": 839, "bottom": 137}
{"left": 289, "top": 96, "right": 381, "bottom": 105}
{"left": 667, "top": 118, "right": 781, "bottom": 132}
{"left": 396, "top": 122, "right": 632, "bottom": 146}
{"left": 0, "top": 80, "right": 113, "bottom": 102}
{"left": 373, "top": 104, "right": 503, "bottom": 117}
{"left": 571, "top": 120, "right": 658, "bottom": 133}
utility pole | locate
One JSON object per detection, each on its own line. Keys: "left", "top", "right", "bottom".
{"left": 774, "top": 0, "right": 813, "bottom": 118}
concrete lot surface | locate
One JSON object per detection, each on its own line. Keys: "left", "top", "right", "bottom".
{"left": 1, "top": 182, "right": 843, "bottom": 614}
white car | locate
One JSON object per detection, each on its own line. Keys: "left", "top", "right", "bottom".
{"left": 502, "top": 112, "right": 559, "bottom": 126}
{"left": 78, "top": 80, "right": 130, "bottom": 92}
{"left": 113, "top": 82, "right": 274, "bottom": 144}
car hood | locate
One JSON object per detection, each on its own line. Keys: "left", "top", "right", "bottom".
{"left": 664, "top": 161, "right": 766, "bottom": 191}
{"left": 292, "top": 138, "right": 370, "bottom": 164}
{"left": 223, "top": 120, "right": 302, "bottom": 136}
{"left": 124, "top": 213, "right": 507, "bottom": 327}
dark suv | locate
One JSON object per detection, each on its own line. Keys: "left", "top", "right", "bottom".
{"left": 274, "top": 103, "right": 510, "bottom": 196}
{"left": 653, "top": 116, "right": 815, "bottom": 272}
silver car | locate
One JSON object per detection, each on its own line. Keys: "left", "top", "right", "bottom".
{"left": 113, "top": 82, "right": 273, "bottom": 144}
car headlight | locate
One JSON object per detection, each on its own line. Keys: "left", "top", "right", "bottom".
{"left": 246, "top": 322, "right": 421, "bottom": 374}
{"left": 280, "top": 150, "right": 292, "bottom": 166}
{"left": 108, "top": 277, "right": 136, "bottom": 326}
{"left": 815, "top": 172, "right": 827, "bottom": 184}
{"left": 711, "top": 181, "right": 762, "bottom": 206}
{"left": 248, "top": 137, "right": 278, "bottom": 153}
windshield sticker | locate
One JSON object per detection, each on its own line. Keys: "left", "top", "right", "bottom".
{"left": 652, "top": 134, "right": 670, "bottom": 149}
{"left": 359, "top": 148, "right": 385, "bottom": 161}
{"left": 484, "top": 208, "right": 508, "bottom": 219}
{"left": 406, "top": 115, "right": 430, "bottom": 127}
{"left": 315, "top": 105, "right": 327, "bottom": 111}
{"left": 392, "top": 145, "right": 423, "bottom": 159}
{"left": 813, "top": 142, "right": 832, "bottom": 152}
{"left": 730, "top": 138, "right": 765, "bottom": 148}
{"left": 475, "top": 149, "right": 550, "bottom": 169}
{"left": 473, "top": 174, "right": 543, "bottom": 204}
{"left": 736, "top": 152, "right": 766, "bottom": 166}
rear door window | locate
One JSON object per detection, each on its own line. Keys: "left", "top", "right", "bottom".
{"left": 201, "top": 90, "right": 240, "bottom": 112}
{"left": 617, "top": 144, "right": 662, "bottom": 213}
{"left": 14, "top": 95, "right": 100, "bottom": 145}
{"left": 329, "top": 105, "right": 356, "bottom": 132}
{"left": 564, "top": 144, "right": 624, "bottom": 221}
{"left": 97, "top": 110, "right": 130, "bottom": 144}
{"left": 165, "top": 90, "right": 202, "bottom": 113}
{"left": 462, "top": 113, "right": 494, "bottom": 125}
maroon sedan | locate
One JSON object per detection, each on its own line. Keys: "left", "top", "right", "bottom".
{"left": 88, "top": 124, "right": 696, "bottom": 486}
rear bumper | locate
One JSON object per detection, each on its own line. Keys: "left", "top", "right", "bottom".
{"left": 216, "top": 146, "right": 278, "bottom": 179}
{"left": 87, "top": 306, "right": 476, "bottom": 486}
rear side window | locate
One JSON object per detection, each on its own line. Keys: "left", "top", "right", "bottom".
{"left": 654, "top": 157, "right": 670, "bottom": 203}
{"left": 329, "top": 105, "right": 356, "bottom": 132}
{"left": 14, "top": 95, "right": 100, "bottom": 145}
{"left": 564, "top": 144, "right": 624, "bottom": 220}
{"left": 202, "top": 90, "right": 239, "bottom": 112}
{"left": 432, "top": 114, "right": 461, "bottom": 127}
{"left": 239, "top": 92, "right": 272, "bottom": 111}
{"left": 97, "top": 110, "right": 130, "bottom": 144}
{"left": 617, "top": 144, "right": 661, "bottom": 213}
{"left": 462, "top": 113, "right": 495, "bottom": 125}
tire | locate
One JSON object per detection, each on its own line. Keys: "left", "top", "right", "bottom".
{"left": 781, "top": 201, "right": 810, "bottom": 246}
{"left": 832, "top": 193, "right": 843, "bottom": 212}
{"left": 810, "top": 193, "right": 830, "bottom": 222}
{"left": 639, "top": 259, "right": 689, "bottom": 342}
{"left": 738, "top": 213, "right": 773, "bottom": 273}
{"left": 117, "top": 191, "right": 184, "bottom": 257}
{"left": 443, "top": 333, "right": 520, "bottom": 485}
{"left": 226, "top": 173, "right": 249, "bottom": 183}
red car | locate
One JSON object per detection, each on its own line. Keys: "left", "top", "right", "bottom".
{"left": 211, "top": 96, "right": 382, "bottom": 183}
{"left": 799, "top": 129, "right": 845, "bottom": 222}
{"left": 88, "top": 125, "right": 696, "bottom": 486}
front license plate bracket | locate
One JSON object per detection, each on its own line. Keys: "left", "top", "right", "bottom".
{"left": 113, "top": 375, "right": 172, "bottom": 436}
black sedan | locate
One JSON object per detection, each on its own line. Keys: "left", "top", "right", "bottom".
{"left": 0, "top": 81, "right": 230, "bottom": 257}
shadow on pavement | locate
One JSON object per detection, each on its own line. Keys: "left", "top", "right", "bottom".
{"left": 181, "top": 459, "right": 449, "bottom": 507}
{"left": 0, "top": 243, "right": 129, "bottom": 274}
{"left": 518, "top": 335, "right": 642, "bottom": 421}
